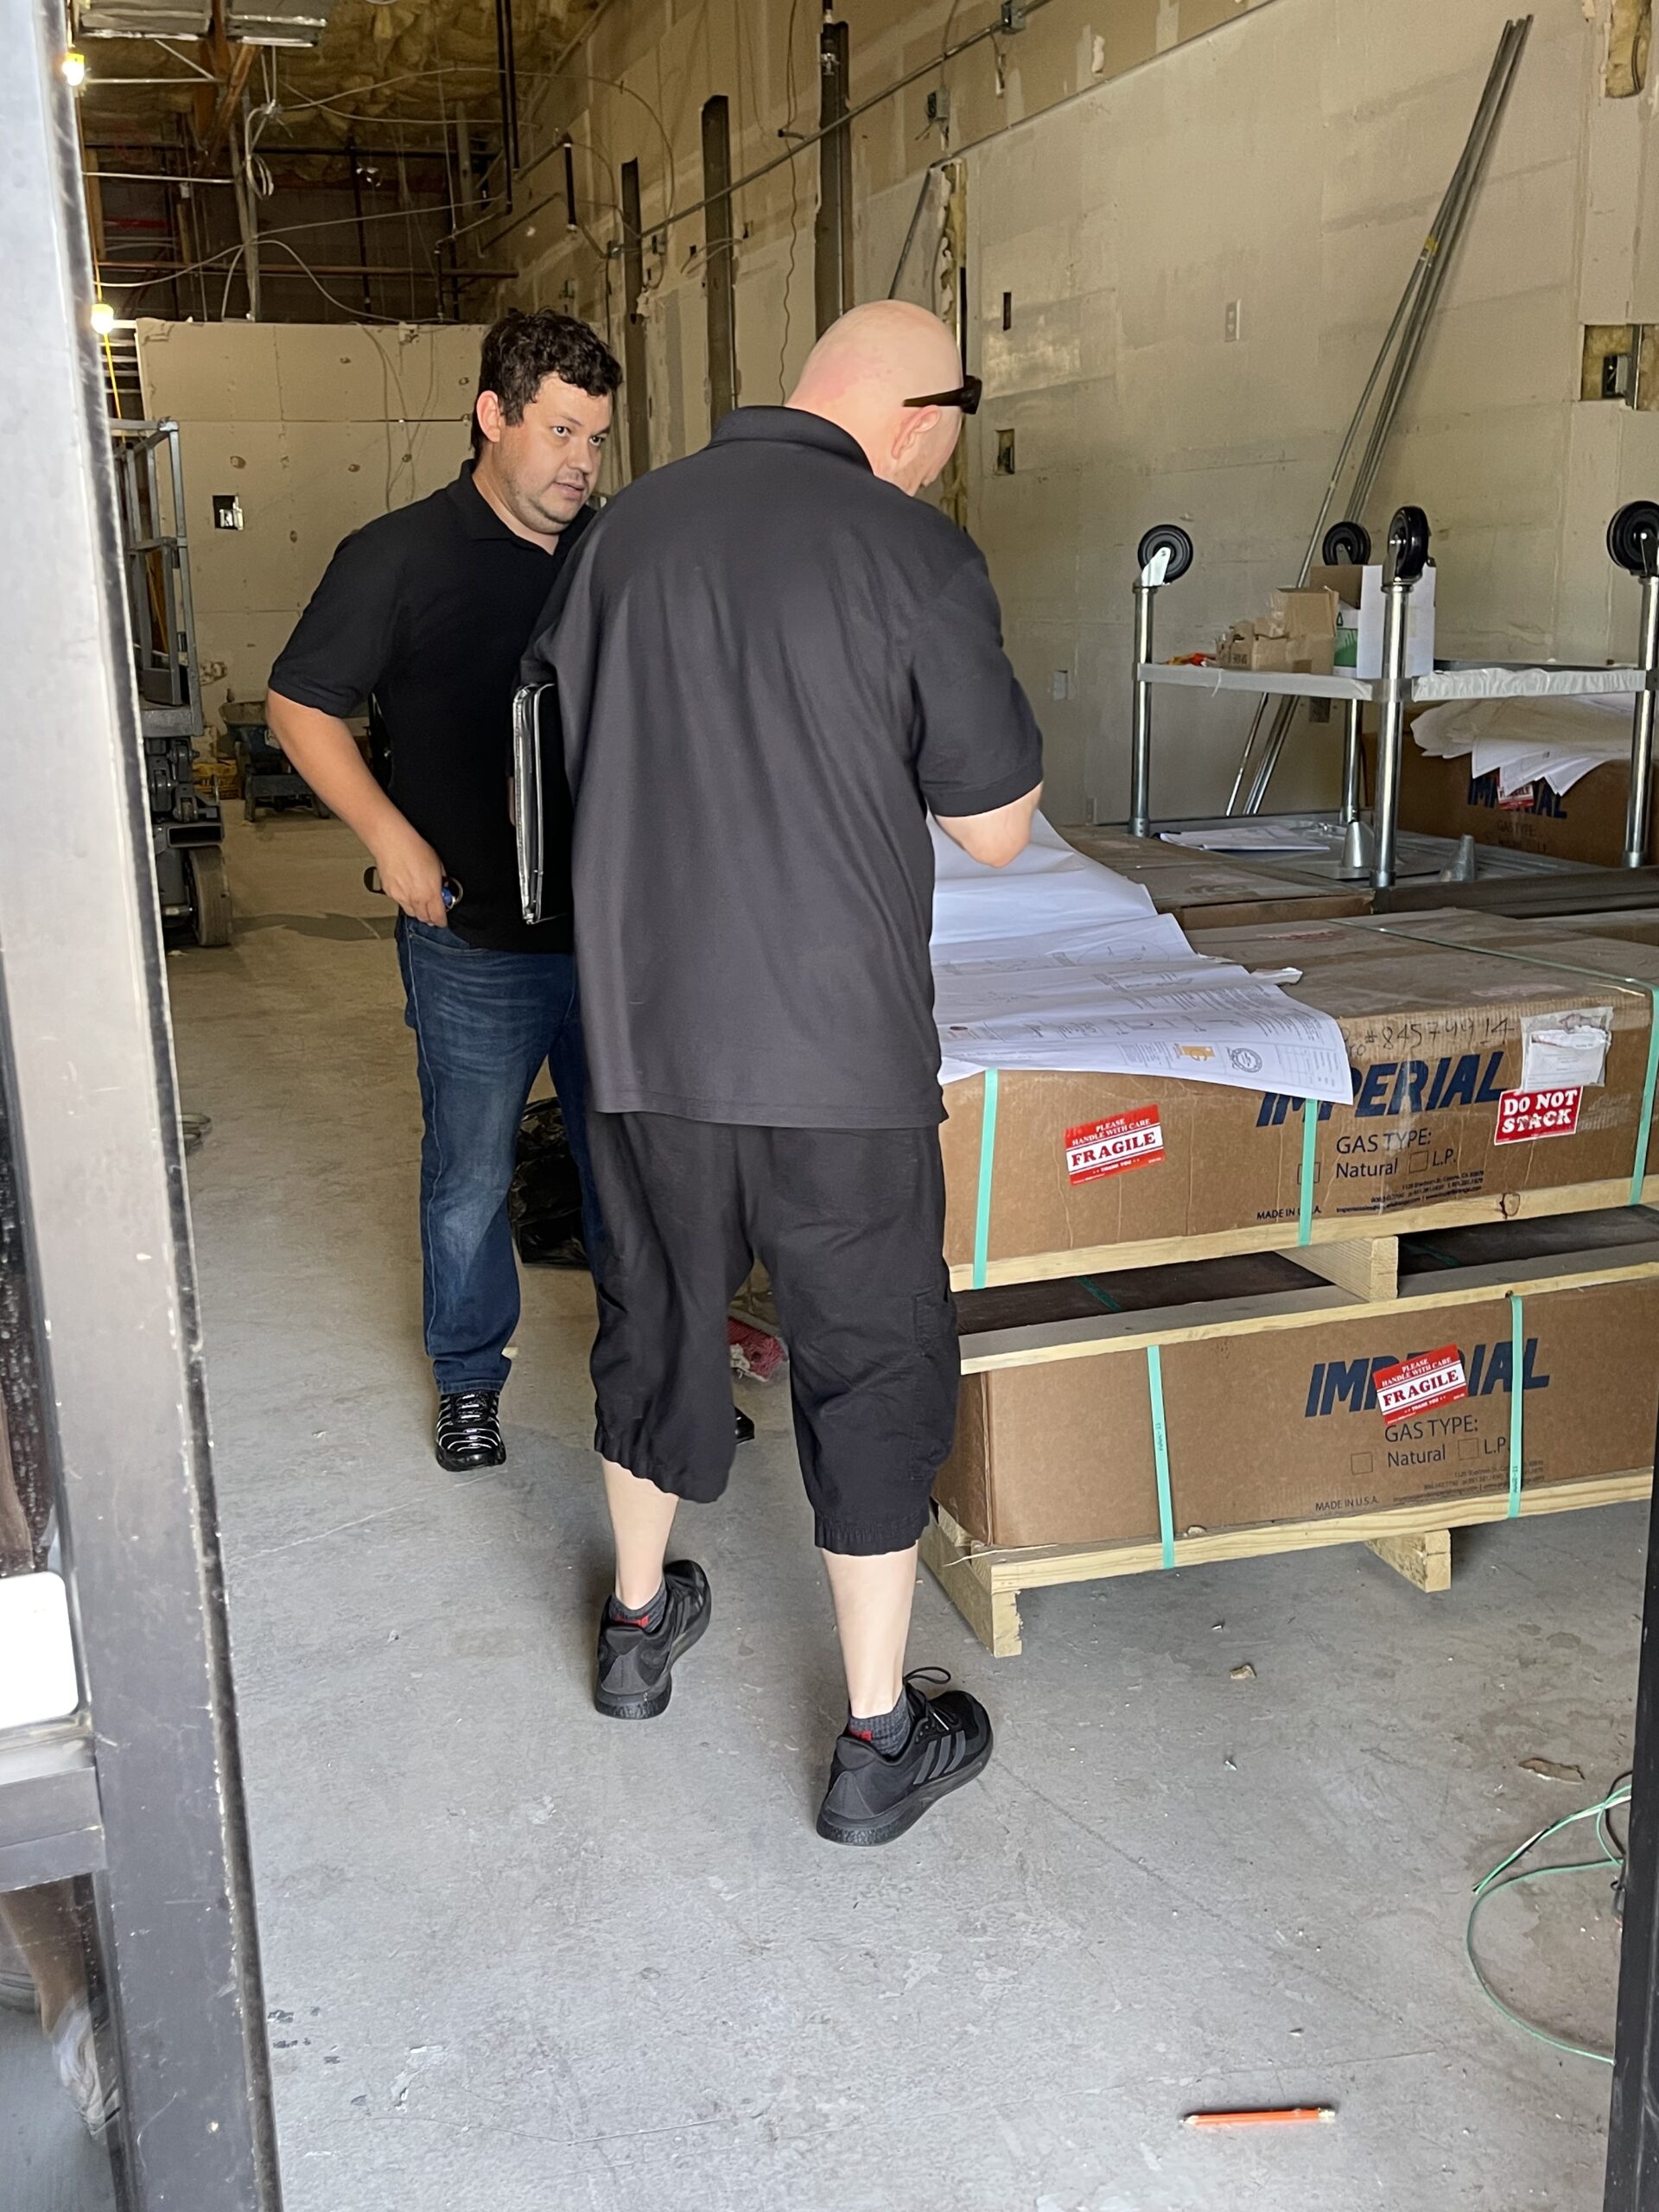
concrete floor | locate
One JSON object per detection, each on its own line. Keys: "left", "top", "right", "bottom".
{"left": 1, "top": 2000, "right": 118, "bottom": 2210}
{"left": 168, "top": 810, "right": 1641, "bottom": 2212}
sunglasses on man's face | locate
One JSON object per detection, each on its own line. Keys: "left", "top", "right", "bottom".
{"left": 901, "top": 372, "right": 982, "bottom": 416}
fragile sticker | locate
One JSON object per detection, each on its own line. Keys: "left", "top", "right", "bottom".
{"left": 1374, "top": 1346, "right": 1468, "bottom": 1421}
{"left": 1065, "top": 1108, "right": 1164, "bottom": 1183}
{"left": 1494, "top": 1087, "right": 1582, "bottom": 1145}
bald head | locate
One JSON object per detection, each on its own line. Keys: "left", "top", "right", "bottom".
{"left": 786, "top": 302, "right": 968, "bottom": 496}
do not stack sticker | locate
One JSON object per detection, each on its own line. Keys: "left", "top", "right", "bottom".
{"left": 1494, "top": 1087, "right": 1582, "bottom": 1144}
{"left": 1065, "top": 1107, "right": 1164, "bottom": 1183}
{"left": 1373, "top": 1345, "right": 1469, "bottom": 1421}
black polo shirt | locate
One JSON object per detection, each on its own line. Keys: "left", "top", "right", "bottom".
{"left": 269, "top": 465, "right": 592, "bottom": 951}
{"left": 524, "top": 406, "right": 1043, "bottom": 1128}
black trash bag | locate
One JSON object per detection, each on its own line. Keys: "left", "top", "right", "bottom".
{"left": 509, "top": 1097, "right": 588, "bottom": 1268}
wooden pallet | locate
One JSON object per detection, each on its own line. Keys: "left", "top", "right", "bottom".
{"left": 956, "top": 1225, "right": 1659, "bottom": 1371}
{"left": 745, "top": 1215, "right": 1659, "bottom": 1350}
{"left": 949, "top": 1172, "right": 1659, "bottom": 1292}
{"left": 922, "top": 1472, "right": 1654, "bottom": 1657}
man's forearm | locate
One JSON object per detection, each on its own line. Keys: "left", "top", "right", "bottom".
{"left": 264, "top": 693, "right": 404, "bottom": 851}
{"left": 265, "top": 690, "right": 452, "bottom": 925}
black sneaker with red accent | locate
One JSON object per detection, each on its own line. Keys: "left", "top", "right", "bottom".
{"left": 815, "top": 1669, "right": 994, "bottom": 1847}
{"left": 594, "top": 1560, "right": 711, "bottom": 1719}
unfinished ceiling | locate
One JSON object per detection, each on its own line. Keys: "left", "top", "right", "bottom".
{"left": 78, "top": 0, "right": 604, "bottom": 147}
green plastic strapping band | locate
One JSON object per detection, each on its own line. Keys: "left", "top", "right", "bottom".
{"left": 1507, "top": 1291, "right": 1524, "bottom": 1521}
{"left": 1362, "top": 926, "right": 1659, "bottom": 1206}
{"left": 972, "top": 1068, "right": 1000, "bottom": 1290}
{"left": 1630, "top": 1015, "right": 1659, "bottom": 1205}
{"left": 1298, "top": 1099, "right": 1318, "bottom": 1245}
{"left": 1146, "top": 1343, "right": 1175, "bottom": 1569}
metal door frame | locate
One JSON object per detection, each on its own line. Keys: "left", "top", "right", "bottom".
{"left": 1605, "top": 1411, "right": 1659, "bottom": 2204}
{"left": 0, "top": 3, "right": 280, "bottom": 2205}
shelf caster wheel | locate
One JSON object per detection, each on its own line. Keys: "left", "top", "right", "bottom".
{"left": 1384, "top": 505, "right": 1431, "bottom": 587}
{"left": 1321, "top": 519, "right": 1372, "bottom": 567}
{"left": 1609, "top": 500, "right": 1659, "bottom": 580}
{"left": 1135, "top": 523, "right": 1193, "bottom": 583}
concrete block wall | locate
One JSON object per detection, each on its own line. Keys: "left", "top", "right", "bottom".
{"left": 135, "top": 320, "right": 486, "bottom": 722}
{"left": 952, "top": 0, "right": 1638, "bottom": 818}
{"left": 466, "top": 3, "right": 1659, "bottom": 820}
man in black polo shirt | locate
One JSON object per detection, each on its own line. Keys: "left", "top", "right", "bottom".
{"left": 524, "top": 301, "right": 1043, "bottom": 1843}
{"left": 267, "top": 310, "right": 619, "bottom": 1475}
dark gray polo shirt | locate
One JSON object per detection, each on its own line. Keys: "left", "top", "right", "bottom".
{"left": 523, "top": 406, "right": 1043, "bottom": 1128}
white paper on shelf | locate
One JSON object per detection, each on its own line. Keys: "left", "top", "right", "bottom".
{"left": 1411, "top": 665, "right": 1643, "bottom": 702}
{"left": 1156, "top": 821, "right": 1338, "bottom": 854}
{"left": 1478, "top": 748, "right": 1605, "bottom": 799}
{"left": 1413, "top": 692, "right": 1636, "bottom": 798}
{"left": 929, "top": 817, "right": 1354, "bottom": 1103}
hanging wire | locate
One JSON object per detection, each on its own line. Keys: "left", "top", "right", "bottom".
{"left": 469, "top": 0, "right": 1055, "bottom": 261}
{"left": 116, "top": 197, "right": 496, "bottom": 317}
{"left": 275, "top": 64, "right": 502, "bottom": 118}
{"left": 570, "top": 75, "right": 678, "bottom": 221}
{"left": 214, "top": 235, "right": 449, "bottom": 324}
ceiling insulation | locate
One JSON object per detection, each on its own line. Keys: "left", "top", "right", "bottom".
{"left": 77, "top": 0, "right": 603, "bottom": 146}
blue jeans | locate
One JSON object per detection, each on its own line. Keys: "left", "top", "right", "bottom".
{"left": 397, "top": 918, "right": 604, "bottom": 1395}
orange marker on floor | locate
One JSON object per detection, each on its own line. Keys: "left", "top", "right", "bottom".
{"left": 1184, "top": 2107, "right": 1336, "bottom": 2129}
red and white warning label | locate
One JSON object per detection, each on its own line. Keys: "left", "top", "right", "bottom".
{"left": 1493, "top": 1086, "right": 1582, "bottom": 1144}
{"left": 1065, "top": 1107, "right": 1164, "bottom": 1184}
{"left": 1373, "top": 1345, "right": 1469, "bottom": 1421}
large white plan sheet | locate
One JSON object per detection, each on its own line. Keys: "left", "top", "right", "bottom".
{"left": 930, "top": 817, "right": 1355, "bottom": 1104}
{"left": 931, "top": 804, "right": 1156, "bottom": 942}
{"left": 1412, "top": 693, "right": 1635, "bottom": 799}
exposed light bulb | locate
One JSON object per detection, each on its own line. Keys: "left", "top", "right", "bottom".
{"left": 60, "top": 48, "right": 87, "bottom": 87}
{"left": 91, "top": 301, "right": 116, "bottom": 336}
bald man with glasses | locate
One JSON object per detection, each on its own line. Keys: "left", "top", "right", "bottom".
{"left": 523, "top": 302, "right": 1041, "bottom": 1844}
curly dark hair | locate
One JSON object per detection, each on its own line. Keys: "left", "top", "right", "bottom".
{"left": 472, "top": 309, "right": 622, "bottom": 454}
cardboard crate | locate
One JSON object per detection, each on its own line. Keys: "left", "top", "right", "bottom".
{"left": 939, "top": 911, "right": 1659, "bottom": 1286}
{"left": 1375, "top": 732, "right": 1652, "bottom": 868}
{"left": 1059, "top": 823, "right": 1371, "bottom": 931}
{"left": 940, "top": 1271, "right": 1659, "bottom": 1551}
{"left": 1549, "top": 908, "right": 1659, "bottom": 952}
